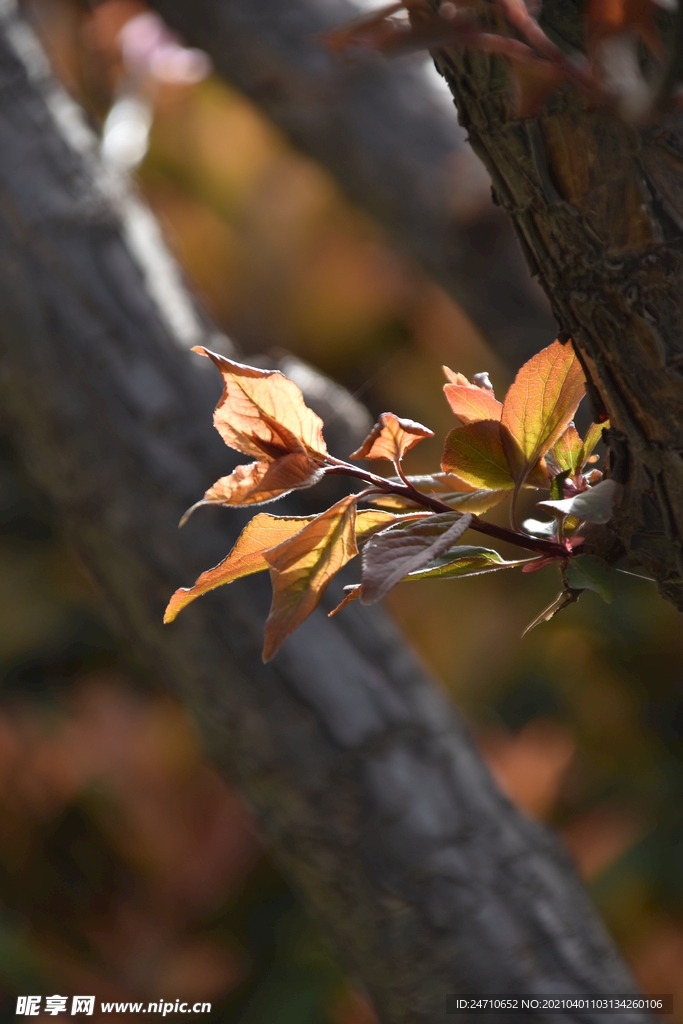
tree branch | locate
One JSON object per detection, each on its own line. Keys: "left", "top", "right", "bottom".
{"left": 0, "top": 6, "right": 647, "bottom": 1021}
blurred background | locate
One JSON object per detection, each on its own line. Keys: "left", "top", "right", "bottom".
{"left": 1, "top": 0, "right": 682, "bottom": 1019}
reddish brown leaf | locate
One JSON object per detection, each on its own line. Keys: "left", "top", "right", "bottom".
{"left": 441, "top": 421, "right": 515, "bottom": 491}
{"left": 443, "top": 383, "right": 503, "bottom": 425}
{"left": 500, "top": 340, "right": 585, "bottom": 489}
{"left": 263, "top": 495, "right": 358, "bottom": 661}
{"left": 164, "top": 513, "right": 314, "bottom": 623}
{"left": 193, "top": 347, "right": 327, "bottom": 461}
{"left": 350, "top": 411, "right": 434, "bottom": 463}
{"left": 360, "top": 512, "right": 473, "bottom": 604}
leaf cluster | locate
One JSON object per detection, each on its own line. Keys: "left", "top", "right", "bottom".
{"left": 165, "top": 341, "right": 621, "bottom": 660}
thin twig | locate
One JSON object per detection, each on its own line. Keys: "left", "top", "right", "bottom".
{"left": 325, "top": 461, "right": 572, "bottom": 557}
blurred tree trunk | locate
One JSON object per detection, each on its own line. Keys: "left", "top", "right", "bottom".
{"left": 0, "top": 5, "right": 651, "bottom": 1023}
{"left": 143, "top": 0, "right": 555, "bottom": 365}
{"left": 423, "top": 0, "right": 683, "bottom": 610}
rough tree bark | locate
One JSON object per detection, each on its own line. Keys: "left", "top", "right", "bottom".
{"left": 139, "top": 0, "right": 555, "bottom": 364}
{"left": 419, "top": 1, "right": 683, "bottom": 609}
{"left": 0, "top": 4, "right": 648, "bottom": 1023}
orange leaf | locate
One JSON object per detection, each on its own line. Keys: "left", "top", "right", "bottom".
{"left": 194, "top": 347, "right": 327, "bottom": 461}
{"left": 263, "top": 496, "right": 358, "bottom": 661}
{"left": 350, "top": 412, "right": 434, "bottom": 463}
{"left": 500, "top": 340, "right": 585, "bottom": 489}
{"left": 185, "top": 454, "right": 325, "bottom": 520}
{"left": 164, "top": 513, "right": 314, "bottom": 623}
{"left": 442, "top": 365, "right": 472, "bottom": 387}
{"left": 441, "top": 421, "right": 515, "bottom": 491}
{"left": 443, "top": 384, "right": 503, "bottom": 425}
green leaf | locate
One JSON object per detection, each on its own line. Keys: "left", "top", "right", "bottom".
{"left": 441, "top": 421, "right": 514, "bottom": 490}
{"left": 565, "top": 554, "right": 616, "bottom": 603}
{"left": 550, "top": 470, "right": 570, "bottom": 501}
{"left": 405, "top": 545, "right": 533, "bottom": 581}
{"left": 552, "top": 424, "right": 583, "bottom": 474}
{"left": 580, "top": 421, "right": 609, "bottom": 466}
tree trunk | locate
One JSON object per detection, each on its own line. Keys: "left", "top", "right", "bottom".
{"left": 0, "top": 4, "right": 648, "bottom": 1022}
{"left": 425, "top": 0, "right": 683, "bottom": 608}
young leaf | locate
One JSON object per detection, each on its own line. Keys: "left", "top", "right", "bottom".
{"left": 565, "top": 554, "right": 616, "bottom": 603}
{"left": 193, "top": 347, "right": 327, "bottom": 460}
{"left": 538, "top": 478, "right": 620, "bottom": 524}
{"left": 360, "top": 512, "right": 473, "bottom": 605}
{"left": 182, "top": 454, "right": 326, "bottom": 520}
{"left": 500, "top": 340, "right": 585, "bottom": 488}
{"left": 164, "top": 513, "right": 314, "bottom": 623}
{"left": 550, "top": 469, "right": 570, "bottom": 501}
{"left": 263, "top": 495, "right": 358, "bottom": 661}
{"left": 522, "top": 518, "right": 558, "bottom": 538}
{"left": 580, "top": 420, "right": 609, "bottom": 466}
{"left": 443, "top": 384, "right": 503, "bottom": 425}
{"left": 350, "top": 412, "right": 434, "bottom": 463}
{"left": 441, "top": 421, "right": 514, "bottom": 490}
{"left": 552, "top": 424, "right": 584, "bottom": 474}
{"left": 442, "top": 366, "right": 472, "bottom": 387}
{"left": 328, "top": 584, "right": 362, "bottom": 617}
{"left": 522, "top": 589, "right": 579, "bottom": 637}
{"left": 404, "top": 546, "right": 532, "bottom": 580}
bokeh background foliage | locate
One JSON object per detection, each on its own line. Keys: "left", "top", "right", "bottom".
{"left": 1, "top": 0, "right": 683, "bottom": 1019}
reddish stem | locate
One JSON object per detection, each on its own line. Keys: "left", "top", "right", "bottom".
{"left": 325, "top": 461, "right": 572, "bottom": 558}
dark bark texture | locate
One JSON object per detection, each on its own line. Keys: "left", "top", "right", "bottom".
{"left": 0, "top": 4, "right": 648, "bottom": 1022}
{"left": 142, "top": 0, "right": 555, "bottom": 364}
{"left": 423, "top": 0, "right": 683, "bottom": 609}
